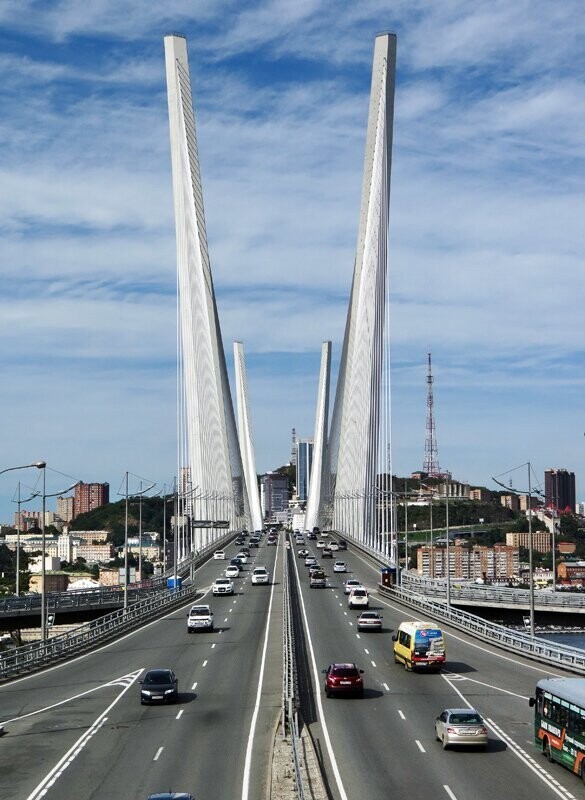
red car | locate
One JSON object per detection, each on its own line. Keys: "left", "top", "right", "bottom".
{"left": 323, "top": 663, "right": 364, "bottom": 698}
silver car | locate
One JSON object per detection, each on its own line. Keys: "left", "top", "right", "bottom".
{"left": 435, "top": 708, "right": 488, "bottom": 749}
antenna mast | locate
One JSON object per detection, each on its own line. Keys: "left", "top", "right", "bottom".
{"left": 422, "top": 352, "right": 441, "bottom": 477}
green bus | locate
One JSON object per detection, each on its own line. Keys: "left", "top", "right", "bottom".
{"left": 529, "top": 678, "right": 585, "bottom": 782}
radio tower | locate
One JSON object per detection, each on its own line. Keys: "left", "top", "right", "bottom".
{"left": 423, "top": 352, "right": 441, "bottom": 477}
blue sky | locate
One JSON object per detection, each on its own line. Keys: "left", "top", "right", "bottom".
{"left": 0, "top": 1, "right": 583, "bottom": 521}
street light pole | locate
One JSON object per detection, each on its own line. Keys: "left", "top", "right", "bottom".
{"left": 528, "top": 462, "right": 535, "bottom": 636}
{"left": 40, "top": 464, "right": 46, "bottom": 641}
{"left": 445, "top": 478, "right": 451, "bottom": 610}
{"left": 124, "top": 471, "right": 129, "bottom": 611}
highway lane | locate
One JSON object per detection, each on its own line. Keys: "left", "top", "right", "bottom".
{"left": 291, "top": 538, "right": 583, "bottom": 800}
{"left": 0, "top": 536, "right": 283, "bottom": 800}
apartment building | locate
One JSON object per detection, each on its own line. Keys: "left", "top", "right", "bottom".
{"left": 417, "top": 544, "right": 519, "bottom": 580}
{"left": 505, "top": 531, "right": 551, "bottom": 553}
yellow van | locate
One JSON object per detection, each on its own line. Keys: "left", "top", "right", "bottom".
{"left": 392, "top": 620, "right": 446, "bottom": 672}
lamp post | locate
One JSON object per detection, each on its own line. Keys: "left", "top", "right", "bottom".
{"left": 527, "top": 463, "right": 535, "bottom": 637}
{"left": 40, "top": 475, "right": 79, "bottom": 641}
{"left": 445, "top": 478, "right": 451, "bottom": 610}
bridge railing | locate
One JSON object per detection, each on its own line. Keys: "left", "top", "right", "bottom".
{"left": 0, "top": 529, "right": 239, "bottom": 620}
{"left": 0, "top": 583, "right": 198, "bottom": 682}
{"left": 0, "top": 530, "right": 240, "bottom": 682}
{"left": 283, "top": 536, "right": 307, "bottom": 800}
{"left": 379, "top": 584, "right": 585, "bottom": 675}
{"left": 401, "top": 574, "right": 585, "bottom": 608}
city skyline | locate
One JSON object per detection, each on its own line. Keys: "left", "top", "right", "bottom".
{"left": 0, "top": 2, "right": 583, "bottom": 520}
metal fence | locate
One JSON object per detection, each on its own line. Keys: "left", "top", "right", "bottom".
{"left": 401, "top": 574, "right": 585, "bottom": 610}
{"left": 379, "top": 584, "right": 585, "bottom": 674}
{"left": 282, "top": 537, "right": 307, "bottom": 800}
{"left": 0, "top": 530, "right": 239, "bottom": 682}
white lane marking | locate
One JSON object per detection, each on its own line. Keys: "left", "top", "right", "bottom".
{"left": 241, "top": 536, "right": 279, "bottom": 800}
{"left": 153, "top": 747, "right": 164, "bottom": 761}
{"left": 371, "top": 660, "right": 377, "bottom": 668}
{"left": 349, "top": 622, "right": 354, "bottom": 627}
{"left": 2, "top": 670, "right": 143, "bottom": 726}
{"left": 343, "top": 611, "right": 347, "bottom": 616}
{"left": 441, "top": 670, "right": 528, "bottom": 700}
{"left": 444, "top": 787, "right": 458, "bottom": 800}
{"left": 364, "top": 649, "right": 370, "bottom": 655}
{"left": 290, "top": 543, "right": 349, "bottom": 800}
{"left": 415, "top": 740, "right": 426, "bottom": 753}
{"left": 24, "top": 672, "right": 141, "bottom": 800}
{"left": 176, "top": 709, "right": 184, "bottom": 720}
{"left": 442, "top": 674, "right": 576, "bottom": 800}
{"left": 356, "top": 634, "right": 361, "bottom": 639}
{"left": 224, "top": 618, "right": 228, "bottom": 622}
{"left": 398, "top": 709, "right": 405, "bottom": 718}
{"left": 211, "top": 643, "right": 216, "bottom": 649}
{"left": 229, "top": 608, "right": 233, "bottom": 613}
{"left": 202, "top": 660, "right": 208, "bottom": 668}
{"left": 339, "top": 603, "right": 343, "bottom": 607}
{"left": 191, "top": 681, "right": 198, "bottom": 690}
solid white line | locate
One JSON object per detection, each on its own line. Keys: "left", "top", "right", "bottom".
{"left": 415, "top": 740, "right": 426, "bottom": 753}
{"left": 153, "top": 747, "right": 164, "bottom": 761}
{"left": 398, "top": 709, "right": 405, "bottom": 718}
{"left": 2, "top": 670, "right": 143, "bottom": 726}
{"left": 290, "top": 541, "right": 349, "bottom": 800}
{"left": 442, "top": 675, "right": 576, "bottom": 800}
{"left": 443, "top": 786, "right": 458, "bottom": 800}
{"left": 241, "top": 538, "right": 279, "bottom": 800}
{"left": 176, "top": 709, "right": 184, "bottom": 720}
{"left": 24, "top": 672, "right": 141, "bottom": 800}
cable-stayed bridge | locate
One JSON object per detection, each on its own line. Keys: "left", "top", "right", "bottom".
{"left": 164, "top": 32, "right": 397, "bottom": 565}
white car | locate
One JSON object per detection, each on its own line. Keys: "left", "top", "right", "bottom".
{"left": 212, "top": 577, "right": 234, "bottom": 595}
{"left": 187, "top": 604, "right": 214, "bottom": 632}
{"left": 343, "top": 579, "right": 361, "bottom": 595}
{"left": 333, "top": 560, "right": 347, "bottom": 573}
{"left": 251, "top": 567, "right": 269, "bottom": 585}
{"left": 225, "top": 565, "right": 240, "bottom": 579}
{"left": 213, "top": 550, "right": 226, "bottom": 560}
{"left": 316, "top": 540, "right": 326, "bottom": 549}
{"left": 235, "top": 552, "right": 248, "bottom": 564}
{"left": 329, "top": 541, "right": 339, "bottom": 551}
{"left": 348, "top": 587, "right": 369, "bottom": 609}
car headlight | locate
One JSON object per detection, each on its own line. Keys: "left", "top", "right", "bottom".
{"left": 164, "top": 688, "right": 175, "bottom": 694}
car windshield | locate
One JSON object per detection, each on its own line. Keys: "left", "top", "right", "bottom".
{"left": 449, "top": 712, "right": 482, "bottom": 724}
{"left": 361, "top": 613, "right": 377, "bottom": 619}
{"left": 332, "top": 667, "right": 358, "bottom": 677}
{"left": 144, "top": 671, "right": 172, "bottom": 685}
{"left": 216, "top": 579, "right": 229, "bottom": 584}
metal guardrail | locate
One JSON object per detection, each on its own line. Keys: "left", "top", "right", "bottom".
{"left": 379, "top": 584, "right": 585, "bottom": 675}
{"left": 0, "top": 530, "right": 239, "bottom": 681}
{"left": 283, "top": 536, "right": 306, "bottom": 800}
{"left": 401, "top": 574, "right": 585, "bottom": 610}
{"left": 0, "top": 583, "right": 198, "bottom": 682}
{"left": 0, "top": 530, "right": 239, "bottom": 619}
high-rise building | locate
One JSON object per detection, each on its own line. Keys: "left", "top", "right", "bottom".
{"left": 260, "top": 473, "right": 290, "bottom": 518}
{"left": 57, "top": 496, "right": 74, "bottom": 523}
{"left": 296, "top": 439, "right": 314, "bottom": 502}
{"left": 545, "top": 469, "right": 576, "bottom": 513}
{"left": 74, "top": 482, "right": 109, "bottom": 518}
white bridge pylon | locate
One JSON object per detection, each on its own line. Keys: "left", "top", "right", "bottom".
{"left": 324, "top": 33, "right": 397, "bottom": 561}
{"left": 164, "top": 34, "right": 250, "bottom": 550}
{"left": 234, "top": 341, "right": 263, "bottom": 532}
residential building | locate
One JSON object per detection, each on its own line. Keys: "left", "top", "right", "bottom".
{"left": 76, "top": 543, "right": 115, "bottom": 564}
{"left": 260, "top": 473, "right": 290, "bottom": 517}
{"left": 505, "top": 531, "right": 551, "bottom": 553}
{"left": 29, "top": 572, "right": 69, "bottom": 593}
{"left": 417, "top": 544, "right": 519, "bottom": 581}
{"left": 501, "top": 494, "right": 520, "bottom": 511}
{"left": 545, "top": 468, "right": 576, "bottom": 513}
{"left": 74, "top": 482, "right": 110, "bottom": 518}
{"left": 57, "top": 496, "right": 74, "bottom": 523}
{"left": 557, "top": 542, "right": 576, "bottom": 556}
{"left": 557, "top": 561, "right": 585, "bottom": 585}
{"left": 296, "top": 439, "right": 314, "bottom": 502}
{"left": 469, "top": 488, "right": 488, "bottom": 501}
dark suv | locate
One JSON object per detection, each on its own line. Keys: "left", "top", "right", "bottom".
{"left": 323, "top": 663, "right": 364, "bottom": 698}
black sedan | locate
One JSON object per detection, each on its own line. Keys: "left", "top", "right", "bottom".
{"left": 140, "top": 669, "right": 179, "bottom": 704}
